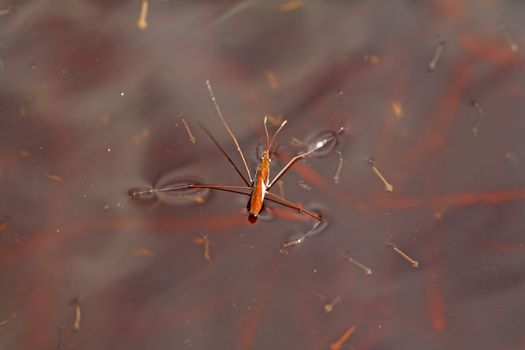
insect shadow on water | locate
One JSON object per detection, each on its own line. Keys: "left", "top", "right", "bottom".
{"left": 281, "top": 213, "right": 329, "bottom": 249}
{"left": 131, "top": 80, "right": 328, "bottom": 224}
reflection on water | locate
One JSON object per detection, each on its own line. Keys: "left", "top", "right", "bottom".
{"left": 1, "top": 1, "right": 525, "bottom": 350}
{"left": 281, "top": 212, "right": 329, "bottom": 249}
{"left": 305, "top": 126, "right": 345, "bottom": 156}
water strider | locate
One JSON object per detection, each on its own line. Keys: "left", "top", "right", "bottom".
{"left": 132, "top": 80, "right": 340, "bottom": 223}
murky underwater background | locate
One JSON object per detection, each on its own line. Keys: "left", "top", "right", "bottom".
{"left": 1, "top": 1, "right": 525, "bottom": 349}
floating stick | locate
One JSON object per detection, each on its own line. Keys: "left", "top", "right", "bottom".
{"left": 428, "top": 40, "right": 445, "bottom": 71}
{"left": 137, "top": 0, "right": 149, "bottom": 30}
{"left": 179, "top": 114, "right": 196, "bottom": 144}
{"left": 330, "top": 325, "right": 357, "bottom": 350}
{"left": 368, "top": 159, "right": 393, "bottom": 192}
{"left": 74, "top": 306, "right": 81, "bottom": 331}
{"left": 344, "top": 253, "right": 372, "bottom": 275}
{"left": 201, "top": 234, "right": 212, "bottom": 263}
{"left": 46, "top": 174, "right": 63, "bottom": 182}
{"left": 388, "top": 242, "right": 419, "bottom": 268}
{"left": 324, "top": 294, "right": 342, "bottom": 314}
{"left": 333, "top": 150, "right": 343, "bottom": 184}
{"left": 298, "top": 180, "right": 311, "bottom": 190}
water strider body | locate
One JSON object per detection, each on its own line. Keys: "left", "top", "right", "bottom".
{"left": 248, "top": 150, "right": 270, "bottom": 221}
{"left": 245, "top": 116, "right": 289, "bottom": 222}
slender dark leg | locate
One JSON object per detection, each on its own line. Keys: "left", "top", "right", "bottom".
{"left": 268, "top": 147, "right": 320, "bottom": 189}
{"left": 131, "top": 184, "right": 252, "bottom": 198}
{"left": 265, "top": 191, "right": 322, "bottom": 221}
{"left": 206, "top": 80, "right": 253, "bottom": 183}
{"left": 200, "top": 124, "right": 251, "bottom": 186}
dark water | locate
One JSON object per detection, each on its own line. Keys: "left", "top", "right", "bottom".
{"left": 1, "top": 1, "right": 525, "bottom": 349}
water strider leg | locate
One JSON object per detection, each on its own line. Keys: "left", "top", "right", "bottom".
{"left": 265, "top": 191, "right": 322, "bottom": 221}
{"left": 131, "top": 184, "right": 252, "bottom": 198}
{"left": 206, "top": 80, "right": 253, "bottom": 183}
{"left": 200, "top": 124, "right": 251, "bottom": 186}
{"left": 268, "top": 147, "right": 321, "bottom": 189}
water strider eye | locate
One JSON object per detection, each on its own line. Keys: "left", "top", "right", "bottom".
{"left": 248, "top": 214, "right": 258, "bottom": 224}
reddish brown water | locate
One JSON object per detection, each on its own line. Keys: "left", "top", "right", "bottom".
{"left": 1, "top": 2, "right": 525, "bottom": 349}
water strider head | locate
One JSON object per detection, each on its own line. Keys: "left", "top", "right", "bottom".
{"left": 248, "top": 212, "right": 258, "bottom": 224}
